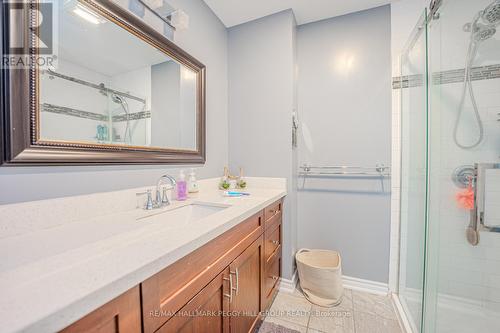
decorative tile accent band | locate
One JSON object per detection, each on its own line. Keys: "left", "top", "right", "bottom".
{"left": 113, "top": 111, "right": 151, "bottom": 122}
{"left": 392, "top": 64, "right": 500, "bottom": 89}
{"left": 392, "top": 74, "right": 424, "bottom": 89}
{"left": 41, "top": 103, "right": 151, "bottom": 122}
{"left": 41, "top": 103, "right": 108, "bottom": 121}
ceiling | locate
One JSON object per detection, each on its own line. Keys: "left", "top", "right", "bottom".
{"left": 202, "top": 0, "right": 398, "bottom": 27}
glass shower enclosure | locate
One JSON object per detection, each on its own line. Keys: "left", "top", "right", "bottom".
{"left": 399, "top": 0, "right": 500, "bottom": 332}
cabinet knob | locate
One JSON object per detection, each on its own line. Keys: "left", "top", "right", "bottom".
{"left": 271, "top": 240, "right": 280, "bottom": 245}
{"left": 272, "top": 276, "right": 279, "bottom": 281}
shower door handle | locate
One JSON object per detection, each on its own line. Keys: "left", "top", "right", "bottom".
{"left": 475, "top": 163, "right": 500, "bottom": 233}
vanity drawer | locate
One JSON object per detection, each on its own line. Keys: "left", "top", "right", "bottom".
{"left": 264, "top": 222, "right": 281, "bottom": 264}
{"left": 262, "top": 252, "right": 281, "bottom": 310}
{"left": 141, "top": 211, "right": 263, "bottom": 333}
{"left": 264, "top": 200, "right": 282, "bottom": 229}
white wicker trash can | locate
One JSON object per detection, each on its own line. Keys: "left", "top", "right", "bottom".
{"left": 295, "top": 248, "right": 344, "bottom": 307}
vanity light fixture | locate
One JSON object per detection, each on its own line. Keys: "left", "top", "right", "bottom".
{"left": 72, "top": 3, "right": 107, "bottom": 25}
{"left": 182, "top": 67, "right": 196, "bottom": 80}
{"left": 169, "top": 9, "right": 189, "bottom": 30}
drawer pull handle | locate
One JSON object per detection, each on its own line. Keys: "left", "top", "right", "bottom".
{"left": 271, "top": 240, "right": 280, "bottom": 245}
{"left": 272, "top": 276, "right": 279, "bottom": 281}
{"left": 223, "top": 275, "right": 233, "bottom": 303}
{"left": 230, "top": 269, "right": 239, "bottom": 295}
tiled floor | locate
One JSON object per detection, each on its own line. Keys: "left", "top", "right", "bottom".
{"left": 258, "top": 288, "right": 404, "bottom": 333}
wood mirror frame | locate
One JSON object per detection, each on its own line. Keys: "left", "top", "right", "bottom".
{"left": 0, "top": 0, "right": 206, "bottom": 165}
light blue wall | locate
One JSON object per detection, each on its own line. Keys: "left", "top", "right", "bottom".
{"left": 227, "top": 10, "right": 297, "bottom": 279}
{"left": 296, "top": 5, "right": 392, "bottom": 283}
{"left": 0, "top": 0, "right": 228, "bottom": 204}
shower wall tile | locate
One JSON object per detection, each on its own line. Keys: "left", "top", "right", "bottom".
{"left": 484, "top": 274, "right": 500, "bottom": 290}
{"left": 485, "top": 287, "right": 500, "bottom": 303}
{"left": 434, "top": 71, "right": 500, "bottom": 312}
{"left": 392, "top": 2, "right": 500, "bottom": 328}
{"left": 448, "top": 281, "right": 487, "bottom": 300}
{"left": 392, "top": 65, "right": 500, "bottom": 90}
{"left": 484, "top": 300, "right": 500, "bottom": 314}
{"left": 440, "top": 266, "right": 484, "bottom": 286}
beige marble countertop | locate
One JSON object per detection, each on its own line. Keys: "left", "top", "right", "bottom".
{"left": 0, "top": 177, "right": 286, "bottom": 333}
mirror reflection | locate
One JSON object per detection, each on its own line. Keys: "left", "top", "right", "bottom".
{"left": 39, "top": 1, "right": 197, "bottom": 151}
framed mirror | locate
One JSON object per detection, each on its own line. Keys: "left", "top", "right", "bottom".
{"left": 1, "top": 0, "right": 205, "bottom": 165}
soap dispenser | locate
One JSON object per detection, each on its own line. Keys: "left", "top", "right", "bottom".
{"left": 188, "top": 168, "right": 199, "bottom": 193}
{"left": 176, "top": 170, "right": 188, "bottom": 200}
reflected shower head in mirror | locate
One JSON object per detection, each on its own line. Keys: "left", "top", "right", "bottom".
{"left": 111, "top": 93, "right": 124, "bottom": 104}
{"left": 110, "top": 93, "right": 132, "bottom": 144}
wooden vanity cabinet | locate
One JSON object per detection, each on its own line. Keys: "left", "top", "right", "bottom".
{"left": 156, "top": 234, "right": 264, "bottom": 333}
{"left": 142, "top": 211, "right": 264, "bottom": 333}
{"left": 155, "top": 269, "right": 231, "bottom": 333}
{"left": 60, "top": 199, "right": 284, "bottom": 333}
{"left": 228, "top": 235, "right": 264, "bottom": 333}
{"left": 262, "top": 201, "right": 282, "bottom": 311}
{"left": 60, "top": 286, "right": 141, "bottom": 333}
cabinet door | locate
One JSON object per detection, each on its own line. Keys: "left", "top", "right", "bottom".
{"left": 142, "top": 212, "right": 263, "bottom": 333}
{"left": 156, "top": 268, "right": 231, "bottom": 333}
{"left": 59, "top": 286, "right": 141, "bottom": 333}
{"left": 229, "top": 235, "right": 264, "bottom": 333}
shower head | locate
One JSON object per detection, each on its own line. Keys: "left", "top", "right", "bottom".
{"left": 463, "top": 1, "right": 500, "bottom": 42}
{"left": 111, "top": 93, "right": 124, "bottom": 104}
{"left": 482, "top": 0, "right": 500, "bottom": 25}
{"left": 473, "top": 23, "right": 497, "bottom": 41}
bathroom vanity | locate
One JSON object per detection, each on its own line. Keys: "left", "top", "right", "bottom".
{"left": 0, "top": 178, "right": 285, "bottom": 333}
{"left": 62, "top": 199, "right": 283, "bottom": 333}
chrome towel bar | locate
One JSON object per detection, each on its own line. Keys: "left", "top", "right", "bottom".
{"left": 299, "top": 164, "right": 391, "bottom": 177}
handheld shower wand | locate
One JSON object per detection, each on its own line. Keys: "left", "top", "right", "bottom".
{"left": 455, "top": 1, "right": 500, "bottom": 149}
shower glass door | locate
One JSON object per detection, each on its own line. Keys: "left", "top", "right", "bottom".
{"left": 425, "top": 0, "right": 500, "bottom": 331}
{"left": 398, "top": 10, "right": 428, "bottom": 333}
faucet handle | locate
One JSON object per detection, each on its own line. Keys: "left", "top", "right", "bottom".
{"left": 155, "top": 189, "right": 162, "bottom": 207}
{"left": 155, "top": 185, "right": 173, "bottom": 208}
{"left": 145, "top": 190, "right": 154, "bottom": 210}
{"left": 136, "top": 190, "right": 154, "bottom": 210}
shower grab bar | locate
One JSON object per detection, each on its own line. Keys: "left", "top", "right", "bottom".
{"left": 475, "top": 163, "right": 500, "bottom": 234}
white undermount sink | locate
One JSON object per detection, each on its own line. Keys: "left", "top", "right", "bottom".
{"left": 138, "top": 202, "right": 230, "bottom": 225}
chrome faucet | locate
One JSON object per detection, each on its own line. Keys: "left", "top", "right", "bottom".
{"left": 155, "top": 174, "right": 177, "bottom": 208}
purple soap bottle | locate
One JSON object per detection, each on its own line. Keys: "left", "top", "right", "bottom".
{"left": 176, "top": 170, "right": 188, "bottom": 200}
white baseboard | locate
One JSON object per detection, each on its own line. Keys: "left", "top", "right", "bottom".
{"left": 342, "top": 275, "right": 389, "bottom": 295}
{"left": 279, "top": 271, "right": 298, "bottom": 293}
{"left": 279, "top": 272, "right": 389, "bottom": 296}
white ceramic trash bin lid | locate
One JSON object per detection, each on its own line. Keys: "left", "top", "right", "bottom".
{"left": 295, "top": 248, "right": 344, "bottom": 307}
